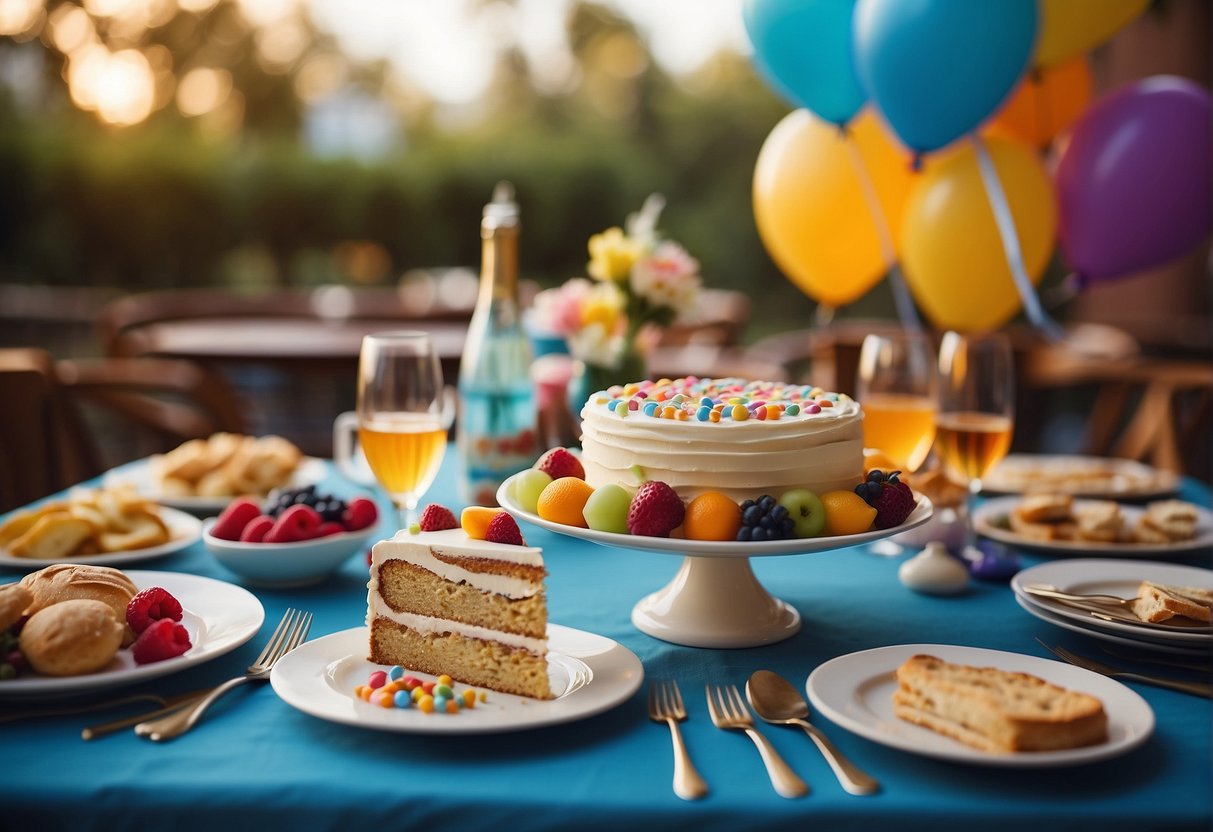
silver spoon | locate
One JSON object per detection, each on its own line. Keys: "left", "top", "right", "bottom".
{"left": 747, "top": 670, "right": 880, "bottom": 795}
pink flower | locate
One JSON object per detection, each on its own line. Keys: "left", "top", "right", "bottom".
{"left": 629, "top": 241, "right": 701, "bottom": 314}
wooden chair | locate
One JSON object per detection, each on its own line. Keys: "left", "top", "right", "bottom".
{"left": 0, "top": 348, "right": 247, "bottom": 513}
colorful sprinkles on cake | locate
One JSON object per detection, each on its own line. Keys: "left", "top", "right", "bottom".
{"left": 591, "top": 377, "right": 851, "bottom": 422}
{"left": 354, "top": 668, "right": 485, "bottom": 713}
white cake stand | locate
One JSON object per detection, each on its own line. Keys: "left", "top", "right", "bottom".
{"left": 497, "top": 476, "right": 933, "bottom": 649}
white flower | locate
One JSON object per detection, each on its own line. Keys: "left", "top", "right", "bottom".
{"left": 629, "top": 240, "right": 701, "bottom": 315}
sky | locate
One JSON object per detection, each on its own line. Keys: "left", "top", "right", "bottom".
{"left": 307, "top": 0, "right": 750, "bottom": 104}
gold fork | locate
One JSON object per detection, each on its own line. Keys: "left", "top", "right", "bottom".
{"left": 1037, "top": 639, "right": 1213, "bottom": 698}
{"left": 647, "top": 680, "right": 708, "bottom": 800}
{"left": 135, "top": 609, "right": 313, "bottom": 741}
{"left": 705, "top": 683, "right": 808, "bottom": 798}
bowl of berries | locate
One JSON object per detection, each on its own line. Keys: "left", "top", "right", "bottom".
{"left": 202, "top": 486, "right": 380, "bottom": 587}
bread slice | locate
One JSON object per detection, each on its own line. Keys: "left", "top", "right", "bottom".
{"left": 1141, "top": 500, "right": 1199, "bottom": 542}
{"left": 892, "top": 654, "right": 1107, "bottom": 753}
{"left": 8, "top": 513, "right": 93, "bottom": 559}
{"left": 1132, "top": 581, "right": 1213, "bottom": 623}
{"left": 1010, "top": 512, "right": 1076, "bottom": 542}
{"left": 1073, "top": 501, "right": 1123, "bottom": 543}
{"left": 1016, "top": 494, "right": 1073, "bottom": 522}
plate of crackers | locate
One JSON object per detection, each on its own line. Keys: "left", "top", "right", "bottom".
{"left": 104, "top": 432, "right": 325, "bottom": 514}
{"left": 974, "top": 494, "right": 1213, "bottom": 556}
{"left": 982, "top": 454, "right": 1179, "bottom": 499}
{"left": 0, "top": 486, "right": 202, "bottom": 568}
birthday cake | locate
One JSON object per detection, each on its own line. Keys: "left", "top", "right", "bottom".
{"left": 578, "top": 377, "right": 864, "bottom": 502}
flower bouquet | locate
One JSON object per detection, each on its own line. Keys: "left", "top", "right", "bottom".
{"left": 532, "top": 194, "right": 702, "bottom": 398}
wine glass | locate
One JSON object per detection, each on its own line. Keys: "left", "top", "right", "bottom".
{"left": 935, "top": 331, "right": 1015, "bottom": 555}
{"left": 856, "top": 331, "right": 937, "bottom": 555}
{"left": 357, "top": 331, "right": 452, "bottom": 526}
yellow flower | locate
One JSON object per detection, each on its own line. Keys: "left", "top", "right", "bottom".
{"left": 579, "top": 281, "right": 624, "bottom": 332}
{"left": 587, "top": 227, "right": 642, "bottom": 283}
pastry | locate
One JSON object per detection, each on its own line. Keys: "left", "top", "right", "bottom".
{"left": 7, "top": 512, "right": 94, "bottom": 560}
{"left": 1072, "top": 501, "right": 1123, "bottom": 543}
{"left": 892, "top": 654, "right": 1108, "bottom": 753}
{"left": 1139, "top": 500, "right": 1199, "bottom": 542}
{"left": 20, "top": 563, "right": 138, "bottom": 626}
{"left": 1015, "top": 494, "right": 1074, "bottom": 523}
{"left": 0, "top": 583, "right": 32, "bottom": 632}
{"left": 19, "top": 598, "right": 124, "bottom": 676}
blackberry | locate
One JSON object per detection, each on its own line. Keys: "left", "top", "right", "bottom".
{"left": 267, "top": 486, "right": 347, "bottom": 522}
{"left": 736, "top": 495, "right": 796, "bottom": 542}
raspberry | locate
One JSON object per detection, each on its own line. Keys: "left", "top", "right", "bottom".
{"left": 342, "top": 497, "right": 379, "bottom": 532}
{"left": 238, "top": 515, "right": 275, "bottom": 543}
{"left": 856, "top": 470, "right": 917, "bottom": 529}
{"left": 210, "top": 497, "right": 263, "bottom": 541}
{"left": 315, "top": 521, "right": 346, "bottom": 537}
{"left": 626, "top": 481, "right": 685, "bottom": 538}
{"left": 264, "top": 504, "right": 322, "bottom": 543}
{"left": 126, "top": 587, "right": 184, "bottom": 635}
{"left": 418, "top": 503, "right": 458, "bottom": 532}
{"left": 131, "top": 619, "right": 192, "bottom": 664}
{"left": 535, "top": 448, "right": 585, "bottom": 481}
{"left": 484, "top": 512, "right": 526, "bottom": 546}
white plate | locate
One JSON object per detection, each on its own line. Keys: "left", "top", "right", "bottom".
{"left": 983, "top": 455, "right": 1179, "bottom": 499}
{"left": 104, "top": 457, "right": 328, "bottom": 514}
{"left": 0, "top": 570, "right": 264, "bottom": 698}
{"left": 1012, "top": 559, "right": 1213, "bottom": 645}
{"left": 0, "top": 507, "right": 202, "bottom": 569}
{"left": 271, "top": 624, "right": 643, "bottom": 734}
{"left": 1013, "top": 594, "right": 1213, "bottom": 658}
{"left": 806, "top": 643, "right": 1155, "bottom": 767}
{"left": 498, "top": 474, "right": 933, "bottom": 557}
{"left": 974, "top": 496, "right": 1213, "bottom": 556}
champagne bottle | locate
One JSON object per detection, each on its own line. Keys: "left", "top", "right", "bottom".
{"left": 456, "top": 182, "right": 538, "bottom": 505}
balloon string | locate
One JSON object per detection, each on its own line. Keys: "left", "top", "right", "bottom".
{"left": 968, "top": 134, "right": 1065, "bottom": 341}
{"left": 842, "top": 135, "right": 923, "bottom": 333}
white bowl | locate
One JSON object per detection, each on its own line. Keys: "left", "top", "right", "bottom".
{"left": 201, "top": 519, "right": 375, "bottom": 587}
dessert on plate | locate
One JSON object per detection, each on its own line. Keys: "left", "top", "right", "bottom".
{"left": 892, "top": 653, "right": 1108, "bottom": 753}
{"left": 578, "top": 377, "right": 863, "bottom": 503}
{"left": 366, "top": 505, "right": 551, "bottom": 699}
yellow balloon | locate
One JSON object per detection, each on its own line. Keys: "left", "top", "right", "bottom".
{"left": 900, "top": 137, "right": 1057, "bottom": 332}
{"left": 753, "top": 108, "right": 914, "bottom": 307}
{"left": 1035, "top": 0, "right": 1148, "bottom": 67}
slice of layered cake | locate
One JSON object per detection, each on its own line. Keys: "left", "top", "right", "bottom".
{"left": 367, "top": 525, "right": 552, "bottom": 699}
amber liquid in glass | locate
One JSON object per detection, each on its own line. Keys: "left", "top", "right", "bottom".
{"left": 862, "top": 393, "right": 937, "bottom": 472}
{"left": 935, "top": 411, "right": 1013, "bottom": 483}
{"left": 359, "top": 415, "right": 447, "bottom": 505}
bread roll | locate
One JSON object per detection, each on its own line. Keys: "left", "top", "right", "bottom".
{"left": 20, "top": 563, "right": 137, "bottom": 626}
{"left": 0, "top": 583, "right": 32, "bottom": 632}
{"left": 19, "top": 599, "right": 124, "bottom": 676}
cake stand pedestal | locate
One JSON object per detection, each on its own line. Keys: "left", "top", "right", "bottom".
{"left": 498, "top": 477, "right": 932, "bottom": 649}
{"left": 631, "top": 555, "right": 800, "bottom": 647}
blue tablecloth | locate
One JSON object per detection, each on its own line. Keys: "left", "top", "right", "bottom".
{"left": 3, "top": 453, "right": 1211, "bottom": 832}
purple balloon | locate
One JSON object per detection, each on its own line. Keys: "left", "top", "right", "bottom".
{"left": 1056, "top": 76, "right": 1211, "bottom": 284}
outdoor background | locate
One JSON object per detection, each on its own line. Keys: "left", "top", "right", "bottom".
{"left": 1, "top": 0, "right": 1207, "bottom": 342}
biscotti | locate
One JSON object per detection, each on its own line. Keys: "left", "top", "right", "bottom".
{"left": 892, "top": 654, "right": 1108, "bottom": 753}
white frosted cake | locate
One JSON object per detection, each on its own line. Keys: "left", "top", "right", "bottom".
{"left": 579, "top": 377, "right": 864, "bottom": 502}
{"left": 367, "top": 528, "right": 551, "bottom": 699}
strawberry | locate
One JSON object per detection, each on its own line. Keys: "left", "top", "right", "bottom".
{"left": 126, "top": 587, "right": 183, "bottom": 635}
{"left": 210, "top": 498, "right": 263, "bottom": 541}
{"left": 315, "top": 521, "right": 346, "bottom": 538}
{"left": 535, "top": 447, "right": 585, "bottom": 481}
{"left": 131, "top": 619, "right": 192, "bottom": 664}
{"left": 418, "top": 503, "right": 458, "bottom": 532}
{"left": 855, "top": 470, "right": 916, "bottom": 529}
{"left": 239, "top": 515, "right": 275, "bottom": 543}
{"left": 484, "top": 512, "right": 526, "bottom": 546}
{"left": 342, "top": 497, "right": 379, "bottom": 532}
{"left": 265, "top": 504, "right": 322, "bottom": 543}
{"left": 626, "top": 481, "right": 685, "bottom": 538}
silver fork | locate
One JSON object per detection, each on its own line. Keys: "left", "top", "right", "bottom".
{"left": 705, "top": 684, "right": 808, "bottom": 798}
{"left": 647, "top": 680, "right": 708, "bottom": 800}
{"left": 1036, "top": 639, "right": 1213, "bottom": 699}
{"left": 136, "top": 609, "right": 313, "bottom": 741}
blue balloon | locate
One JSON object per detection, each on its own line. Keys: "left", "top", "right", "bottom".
{"left": 852, "top": 0, "right": 1037, "bottom": 153}
{"left": 743, "top": 0, "right": 866, "bottom": 127}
